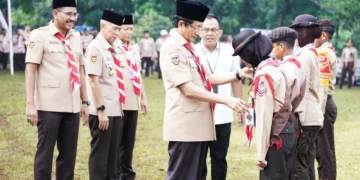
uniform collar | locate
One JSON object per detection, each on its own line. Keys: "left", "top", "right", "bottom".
{"left": 114, "top": 38, "right": 134, "bottom": 49}
{"left": 169, "top": 28, "right": 188, "bottom": 46}
{"left": 96, "top": 33, "right": 112, "bottom": 50}
{"left": 294, "top": 43, "right": 314, "bottom": 56}
{"left": 319, "top": 42, "right": 332, "bottom": 49}
{"left": 282, "top": 54, "right": 295, "bottom": 63}
{"left": 200, "top": 41, "right": 220, "bottom": 53}
{"left": 49, "top": 20, "right": 73, "bottom": 38}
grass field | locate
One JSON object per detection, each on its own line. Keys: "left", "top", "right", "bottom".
{"left": 0, "top": 71, "right": 360, "bottom": 180}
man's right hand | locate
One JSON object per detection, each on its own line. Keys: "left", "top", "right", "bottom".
{"left": 98, "top": 111, "right": 109, "bottom": 131}
{"left": 26, "top": 103, "right": 38, "bottom": 126}
{"left": 224, "top": 97, "right": 249, "bottom": 114}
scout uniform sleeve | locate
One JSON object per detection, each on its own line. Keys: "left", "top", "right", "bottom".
{"left": 162, "top": 48, "right": 193, "bottom": 87}
{"left": 132, "top": 44, "right": 142, "bottom": 70}
{"left": 298, "top": 51, "right": 312, "bottom": 91}
{"left": 76, "top": 32, "right": 85, "bottom": 66}
{"left": 254, "top": 75, "right": 274, "bottom": 162}
{"left": 85, "top": 46, "right": 103, "bottom": 76}
{"left": 25, "top": 30, "right": 44, "bottom": 64}
{"left": 326, "top": 48, "right": 337, "bottom": 83}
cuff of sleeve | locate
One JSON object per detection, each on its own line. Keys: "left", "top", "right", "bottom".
{"left": 258, "top": 152, "right": 267, "bottom": 162}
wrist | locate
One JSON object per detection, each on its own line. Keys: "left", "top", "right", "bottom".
{"left": 26, "top": 101, "right": 35, "bottom": 105}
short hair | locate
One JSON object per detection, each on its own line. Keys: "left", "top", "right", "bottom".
{"left": 206, "top": 14, "right": 221, "bottom": 29}
{"left": 173, "top": 15, "right": 194, "bottom": 28}
{"left": 275, "top": 40, "right": 295, "bottom": 49}
{"left": 143, "top": 30, "right": 149, "bottom": 34}
{"left": 317, "top": 19, "right": 335, "bottom": 40}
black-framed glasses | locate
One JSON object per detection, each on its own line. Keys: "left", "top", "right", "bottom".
{"left": 201, "top": 28, "right": 221, "bottom": 33}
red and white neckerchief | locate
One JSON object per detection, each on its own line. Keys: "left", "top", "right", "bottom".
{"left": 109, "top": 47, "right": 126, "bottom": 103}
{"left": 54, "top": 33, "right": 80, "bottom": 91}
{"left": 183, "top": 43, "right": 215, "bottom": 111}
{"left": 119, "top": 45, "right": 141, "bottom": 96}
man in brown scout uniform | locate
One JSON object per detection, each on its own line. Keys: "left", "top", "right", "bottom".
{"left": 314, "top": 19, "right": 338, "bottom": 180}
{"left": 268, "top": 27, "right": 306, "bottom": 178}
{"left": 114, "top": 14, "right": 148, "bottom": 180}
{"left": 84, "top": 10, "right": 125, "bottom": 180}
{"left": 139, "top": 30, "right": 157, "bottom": 78}
{"left": 232, "top": 29, "right": 295, "bottom": 179}
{"left": 24, "top": 0, "right": 89, "bottom": 179}
{"left": 160, "top": 1, "right": 251, "bottom": 179}
{"left": 290, "top": 14, "right": 324, "bottom": 180}
{"left": 339, "top": 39, "right": 357, "bottom": 88}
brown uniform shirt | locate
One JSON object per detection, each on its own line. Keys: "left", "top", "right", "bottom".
{"left": 25, "top": 21, "right": 84, "bottom": 113}
{"left": 249, "top": 60, "right": 287, "bottom": 161}
{"left": 114, "top": 38, "right": 142, "bottom": 110}
{"left": 342, "top": 46, "right": 357, "bottom": 63}
{"left": 160, "top": 28, "right": 216, "bottom": 142}
{"left": 139, "top": 37, "right": 157, "bottom": 58}
{"left": 0, "top": 34, "right": 10, "bottom": 53}
{"left": 85, "top": 33, "right": 123, "bottom": 117}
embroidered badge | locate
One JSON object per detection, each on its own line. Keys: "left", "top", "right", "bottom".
{"left": 257, "top": 81, "right": 267, "bottom": 97}
{"left": 91, "top": 56, "right": 97, "bottom": 62}
{"left": 28, "top": 41, "right": 35, "bottom": 49}
{"left": 171, "top": 54, "right": 180, "bottom": 65}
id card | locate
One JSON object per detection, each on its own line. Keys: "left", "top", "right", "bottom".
{"left": 245, "top": 108, "right": 254, "bottom": 126}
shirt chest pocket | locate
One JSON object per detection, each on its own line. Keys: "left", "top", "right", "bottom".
{"left": 188, "top": 60, "right": 202, "bottom": 82}
{"left": 48, "top": 44, "right": 65, "bottom": 54}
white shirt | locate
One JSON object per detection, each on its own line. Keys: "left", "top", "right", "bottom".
{"left": 195, "top": 41, "right": 241, "bottom": 125}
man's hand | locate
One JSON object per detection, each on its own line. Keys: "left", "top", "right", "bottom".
{"left": 257, "top": 160, "right": 267, "bottom": 170}
{"left": 239, "top": 67, "right": 254, "bottom": 79}
{"left": 80, "top": 104, "right": 89, "bottom": 126}
{"left": 224, "top": 97, "right": 249, "bottom": 114}
{"left": 26, "top": 103, "right": 38, "bottom": 126}
{"left": 237, "top": 112, "right": 245, "bottom": 126}
{"left": 141, "top": 98, "right": 148, "bottom": 116}
{"left": 98, "top": 111, "right": 109, "bottom": 131}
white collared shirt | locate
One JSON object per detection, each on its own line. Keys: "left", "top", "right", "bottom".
{"left": 195, "top": 41, "right": 241, "bottom": 125}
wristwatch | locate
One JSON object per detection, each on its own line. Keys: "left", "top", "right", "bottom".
{"left": 97, "top": 105, "right": 105, "bottom": 111}
{"left": 235, "top": 71, "right": 244, "bottom": 81}
{"left": 82, "top": 101, "right": 90, "bottom": 106}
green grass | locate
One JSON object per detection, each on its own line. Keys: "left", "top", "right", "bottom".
{"left": 0, "top": 71, "right": 360, "bottom": 180}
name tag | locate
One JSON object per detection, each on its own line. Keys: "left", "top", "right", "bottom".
{"left": 105, "top": 61, "right": 113, "bottom": 68}
{"left": 245, "top": 108, "right": 255, "bottom": 126}
{"left": 49, "top": 40, "right": 60, "bottom": 44}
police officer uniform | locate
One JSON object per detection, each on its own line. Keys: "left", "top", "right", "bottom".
{"left": 315, "top": 19, "right": 338, "bottom": 180}
{"left": 25, "top": 0, "right": 85, "bottom": 179}
{"left": 114, "top": 15, "right": 144, "bottom": 180}
{"left": 290, "top": 14, "right": 324, "bottom": 180}
{"left": 84, "top": 10, "right": 125, "bottom": 180}
{"left": 160, "top": 1, "right": 212, "bottom": 179}
{"left": 232, "top": 30, "right": 295, "bottom": 180}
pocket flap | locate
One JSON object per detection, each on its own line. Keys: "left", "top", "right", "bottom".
{"left": 40, "top": 80, "right": 60, "bottom": 88}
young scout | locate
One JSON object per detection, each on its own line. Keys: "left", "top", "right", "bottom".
{"left": 268, "top": 27, "right": 307, "bottom": 178}
{"left": 24, "top": 0, "right": 89, "bottom": 179}
{"left": 314, "top": 19, "right": 338, "bottom": 180}
{"left": 160, "top": 0, "right": 251, "bottom": 179}
{"left": 290, "top": 14, "right": 324, "bottom": 180}
{"left": 84, "top": 10, "right": 125, "bottom": 180}
{"left": 232, "top": 29, "right": 294, "bottom": 180}
{"left": 114, "top": 14, "right": 148, "bottom": 180}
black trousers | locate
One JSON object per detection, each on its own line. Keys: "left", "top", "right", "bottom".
{"left": 34, "top": 111, "right": 80, "bottom": 180}
{"left": 316, "top": 97, "right": 337, "bottom": 180}
{"left": 0, "top": 52, "right": 9, "bottom": 70}
{"left": 339, "top": 62, "right": 354, "bottom": 88}
{"left": 166, "top": 141, "right": 208, "bottom": 180}
{"left": 260, "top": 120, "right": 296, "bottom": 180}
{"left": 156, "top": 51, "right": 162, "bottom": 79}
{"left": 203, "top": 123, "right": 231, "bottom": 180}
{"left": 141, "top": 57, "right": 152, "bottom": 77}
{"left": 14, "top": 53, "right": 26, "bottom": 71}
{"left": 89, "top": 115, "right": 123, "bottom": 180}
{"left": 117, "top": 110, "right": 138, "bottom": 180}
{"left": 294, "top": 126, "right": 321, "bottom": 180}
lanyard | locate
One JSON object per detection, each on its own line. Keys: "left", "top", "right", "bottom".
{"left": 201, "top": 42, "right": 221, "bottom": 74}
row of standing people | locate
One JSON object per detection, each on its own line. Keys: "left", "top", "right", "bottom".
{"left": 159, "top": 1, "right": 338, "bottom": 180}
{"left": 25, "top": 0, "right": 147, "bottom": 179}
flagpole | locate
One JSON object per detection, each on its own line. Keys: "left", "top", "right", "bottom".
{"left": 7, "top": 0, "right": 14, "bottom": 76}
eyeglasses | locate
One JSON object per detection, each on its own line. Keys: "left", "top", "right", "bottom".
{"left": 201, "top": 28, "right": 221, "bottom": 33}
{"left": 58, "top": 10, "right": 79, "bottom": 18}
{"left": 184, "top": 21, "right": 202, "bottom": 32}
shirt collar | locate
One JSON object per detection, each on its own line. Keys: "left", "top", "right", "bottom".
{"left": 49, "top": 20, "right": 73, "bottom": 38}
{"left": 200, "top": 41, "right": 220, "bottom": 53}
{"left": 294, "top": 43, "right": 314, "bottom": 56}
{"left": 169, "top": 28, "right": 188, "bottom": 46}
{"left": 96, "top": 33, "right": 112, "bottom": 50}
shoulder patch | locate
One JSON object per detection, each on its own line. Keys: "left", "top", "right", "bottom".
{"left": 170, "top": 53, "right": 180, "bottom": 65}
{"left": 27, "top": 41, "right": 35, "bottom": 48}
{"left": 257, "top": 80, "right": 267, "bottom": 97}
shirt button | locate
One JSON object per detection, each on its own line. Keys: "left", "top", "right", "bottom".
{"left": 193, "top": 108, "right": 196, "bottom": 111}
{"left": 48, "top": 84, "right": 51, "bottom": 87}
